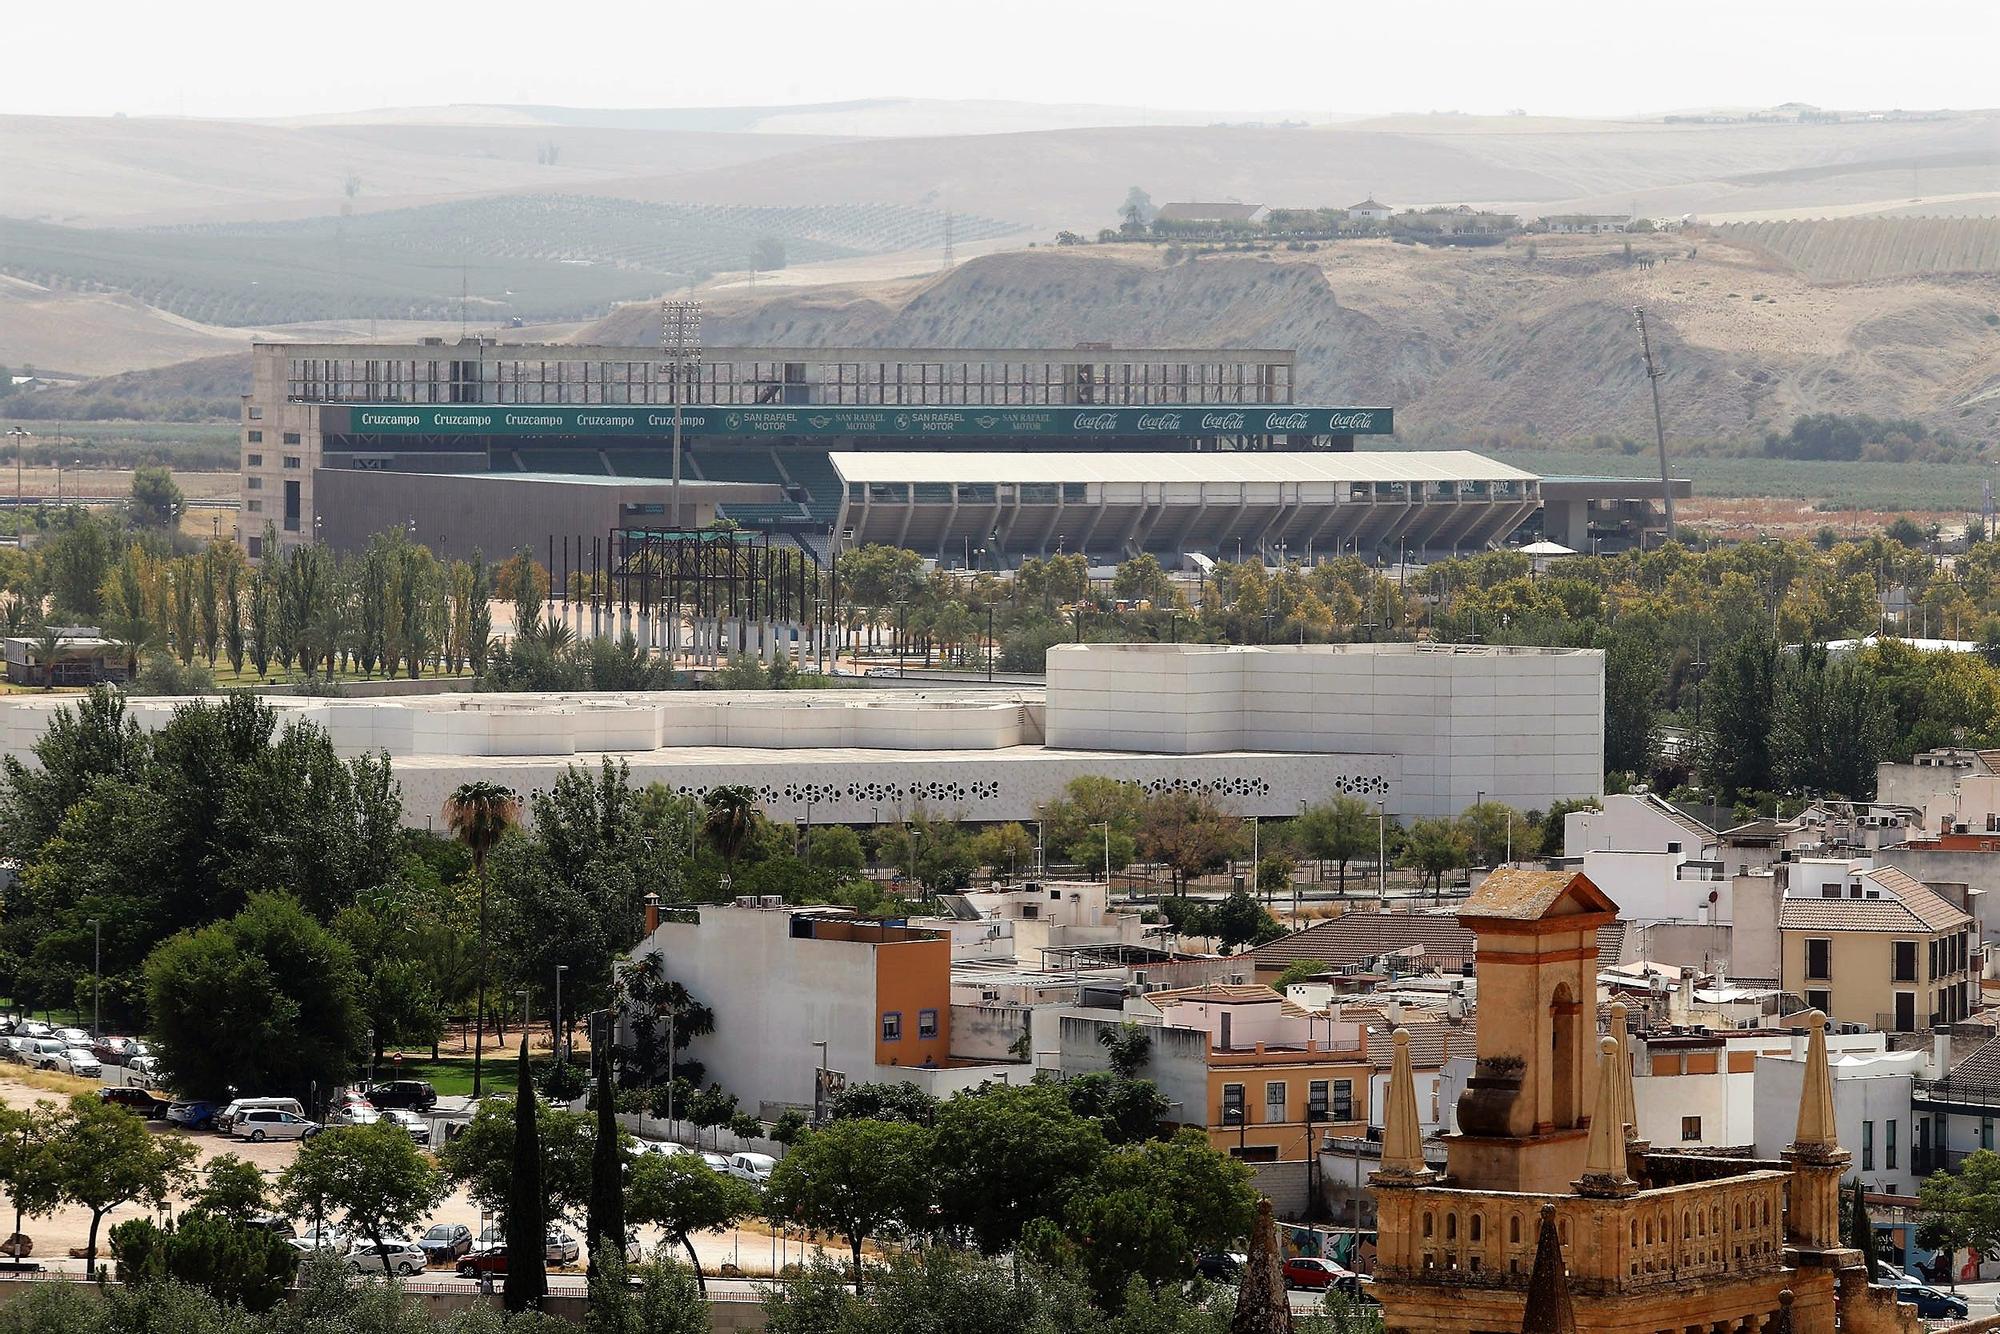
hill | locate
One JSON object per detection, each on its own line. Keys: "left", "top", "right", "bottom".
{"left": 1709, "top": 217, "right": 2000, "bottom": 282}
{"left": 583, "top": 235, "right": 2000, "bottom": 450}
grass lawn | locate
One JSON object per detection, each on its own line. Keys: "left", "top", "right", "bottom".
{"left": 374, "top": 1054, "right": 519, "bottom": 1100}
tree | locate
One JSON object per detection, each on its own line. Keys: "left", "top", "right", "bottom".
{"left": 931, "top": 1082, "right": 1107, "bottom": 1259}
{"left": 1702, "top": 637, "right": 1779, "bottom": 802}
{"left": 764, "top": 1117, "right": 932, "bottom": 1287}
{"left": 751, "top": 236, "right": 787, "bottom": 272}
{"left": 1398, "top": 817, "right": 1470, "bottom": 891}
{"left": 1137, "top": 792, "right": 1244, "bottom": 892}
{"left": 1602, "top": 630, "right": 1663, "bottom": 776}
{"left": 1771, "top": 645, "right": 1890, "bottom": 798}
{"left": 507, "top": 1042, "right": 549, "bottom": 1312}
{"left": 627, "top": 1152, "right": 761, "bottom": 1292}
{"left": 185, "top": 1154, "right": 271, "bottom": 1222}
{"left": 1057, "top": 1073, "right": 1170, "bottom": 1146}
{"left": 142, "top": 892, "right": 367, "bottom": 1102}
{"left": 1120, "top": 187, "right": 1157, "bottom": 231}
{"left": 804, "top": 824, "right": 866, "bottom": 875}
{"left": 437, "top": 1094, "right": 600, "bottom": 1229}
{"left": 50, "top": 1095, "right": 197, "bottom": 1278}
{"left": 112, "top": 1214, "right": 299, "bottom": 1312}
{"left": 1272, "top": 959, "right": 1333, "bottom": 991}
{"left": 587, "top": 1028, "right": 625, "bottom": 1275}
{"left": 279, "top": 1120, "right": 443, "bottom": 1281}
{"left": 444, "top": 780, "right": 522, "bottom": 1099}
{"left": 1097, "top": 1023, "right": 1152, "bottom": 1079}
{"left": 1849, "top": 1177, "right": 1878, "bottom": 1283}
{"left": 0, "top": 1102, "right": 63, "bottom": 1252}
{"left": 1210, "top": 889, "right": 1282, "bottom": 953}
{"left": 702, "top": 786, "right": 761, "bottom": 869}
{"left": 1294, "top": 796, "right": 1376, "bottom": 894}
{"left": 29, "top": 623, "right": 60, "bottom": 691}
{"left": 827, "top": 1081, "right": 941, "bottom": 1127}
{"left": 1061, "top": 1129, "right": 1256, "bottom": 1303}
{"left": 1918, "top": 1148, "right": 2000, "bottom": 1289}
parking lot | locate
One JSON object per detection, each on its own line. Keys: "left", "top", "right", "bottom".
{"left": 0, "top": 1068, "right": 826, "bottom": 1283}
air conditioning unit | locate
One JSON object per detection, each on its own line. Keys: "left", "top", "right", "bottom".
{"left": 760, "top": 895, "right": 784, "bottom": 909}
{"left": 734, "top": 895, "right": 759, "bottom": 909}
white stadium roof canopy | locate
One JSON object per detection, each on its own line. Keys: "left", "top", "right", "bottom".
{"left": 826, "top": 450, "right": 1538, "bottom": 486}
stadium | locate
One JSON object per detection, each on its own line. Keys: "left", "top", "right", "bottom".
{"left": 241, "top": 336, "right": 1677, "bottom": 567}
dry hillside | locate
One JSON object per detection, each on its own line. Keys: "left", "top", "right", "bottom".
{"left": 587, "top": 234, "right": 2000, "bottom": 447}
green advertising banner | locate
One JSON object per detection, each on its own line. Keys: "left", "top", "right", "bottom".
{"left": 335, "top": 404, "right": 1392, "bottom": 439}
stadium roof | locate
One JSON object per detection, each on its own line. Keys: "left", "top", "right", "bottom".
{"left": 827, "top": 450, "right": 1535, "bottom": 485}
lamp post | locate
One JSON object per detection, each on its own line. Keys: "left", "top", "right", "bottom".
{"left": 1099, "top": 820, "right": 1112, "bottom": 886}
{"left": 554, "top": 965, "right": 568, "bottom": 1063}
{"left": 811, "top": 1039, "right": 829, "bottom": 1123}
{"left": 367, "top": 1028, "right": 377, "bottom": 1089}
{"left": 1223, "top": 1104, "right": 1247, "bottom": 1157}
{"left": 1377, "top": 804, "right": 1388, "bottom": 901}
{"left": 87, "top": 918, "right": 100, "bottom": 1039}
{"left": 6, "top": 427, "right": 27, "bottom": 515}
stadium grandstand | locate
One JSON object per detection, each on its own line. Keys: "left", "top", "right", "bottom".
{"left": 240, "top": 336, "right": 1675, "bottom": 566}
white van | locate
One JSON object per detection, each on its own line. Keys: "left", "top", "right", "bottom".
{"left": 725, "top": 1152, "right": 775, "bottom": 1184}
{"left": 218, "top": 1097, "right": 304, "bottom": 1132}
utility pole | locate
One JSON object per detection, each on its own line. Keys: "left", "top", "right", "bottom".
{"left": 662, "top": 300, "right": 703, "bottom": 533}
{"left": 1633, "top": 307, "right": 1676, "bottom": 542}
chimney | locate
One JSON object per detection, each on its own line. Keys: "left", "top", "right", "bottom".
{"left": 1933, "top": 1029, "right": 1953, "bottom": 1080}
{"left": 643, "top": 892, "right": 661, "bottom": 934}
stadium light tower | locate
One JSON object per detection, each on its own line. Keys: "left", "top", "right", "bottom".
{"left": 1633, "top": 307, "right": 1675, "bottom": 543}
{"left": 662, "top": 300, "right": 704, "bottom": 529}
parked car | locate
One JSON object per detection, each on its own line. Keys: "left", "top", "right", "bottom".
{"left": 1282, "top": 1258, "right": 1360, "bottom": 1294}
{"left": 218, "top": 1098, "right": 304, "bottom": 1132}
{"left": 456, "top": 1233, "right": 581, "bottom": 1277}
{"left": 20, "top": 1021, "right": 51, "bottom": 1039}
{"left": 53, "top": 1047, "right": 102, "bottom": 1078}
{"left": 381, "top": 1108, "right": 430, "bottom": 1146}
{"left": 347, "top": 1239, "right": 427, "bottom": 1277}
{"left": 2, "top": 1036, "right": 33, "bottom": 1063}
{"left": 1196, "top": 1252, "right": 1246, "bottom": 1283}
{"left": 330, "top": 1105, "right": 381, "bottom": 1127}
{"left": 699, "top": 1151, "right": 730, "bottom": 1173}
{"left": 91, "top": 1037, "right": 143, "bottom": 1066}
{"left": 725, "top": 1152, "right": 776, "bottom": 1185}
{"left": 418, "top": 1223, "right": 473, "bottom": 1265}
{"left": 285, "top": 1230, "right": 351, "bottom": 1257}
{"left": 98, "top": 1087, "right": 171, "bottom": 1119}
{"left": 233, "top": 1109, "right": 319, "bottom": 1142}
{"left": 53, "top": 1028, "right": 91, "bottom": 1048}
{"left": 367, "top": 1081, "right": 438, "bottom": 1113}
{"left": 126, "top": 1055, "right": 162, "bottom": 1080}
{"left": 166, "top": 1099, "right": 219, "bottom": 1130}
{"left": 1893, "top": 1285, "right": 1968, "bottom": 1320}
{"left": 244, "top": 1214, "right": 294, "bottom": 1237}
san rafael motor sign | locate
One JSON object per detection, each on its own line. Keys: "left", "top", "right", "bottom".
{"left": 337, "top": 404, "right": 1393, "bottom": 439}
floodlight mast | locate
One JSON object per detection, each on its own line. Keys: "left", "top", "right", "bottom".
{"left": 1634, "top": 307, "right": 1675, "bottom": 544}
{"left": 662, "top": 300, "right": 703, "bottom": 529}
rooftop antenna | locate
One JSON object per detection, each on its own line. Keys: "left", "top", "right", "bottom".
{"left": 1633, "top": 307, "right": 1676, "bottom": 543}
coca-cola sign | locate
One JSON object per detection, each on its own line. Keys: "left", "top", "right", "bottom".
{"left": 1135, "top": 412, "right": 1182, "bottom": 431}
{"left": 1071, "top": 412, "right": 1120, "bottom": 430}
{"left": 1325, "top": 410, "right": 1379, "bottom": 432}
{"left": 1263, "top": 412, "right": 1311, "bottom": 432}
{"left": 1200, "top": 412, "right": 1246, "bottom": 431}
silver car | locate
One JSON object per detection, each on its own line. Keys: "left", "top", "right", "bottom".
{"left": 380, "top": 1108, "right": 430, "bottom": 1146}
{"left": 346, "top": 1239, "right": 426, "bottom": 1277}
{"left": 233, "top": 1109, "right": 319, "bottom": 1142}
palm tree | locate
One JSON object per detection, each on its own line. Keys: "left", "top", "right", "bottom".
{"left": 30, "top": 623, "right": 63, "bottom": 690}
{"left": 444, "top": 781, "right": 522, "bottom": 1098}
{"left": 702, "top": 786, "right": 760, "bottom": 873}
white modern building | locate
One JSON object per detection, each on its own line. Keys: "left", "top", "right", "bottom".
{"left": 0, "top": 642, "right": 1604, "bottom": 827}
{"left": 1752, "top": 1041, "right": 1922, "bottom": 1196}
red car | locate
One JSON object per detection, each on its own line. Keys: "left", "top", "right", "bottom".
{"left": 1282, "top": 1257, "right": 1361, "bottom": 1293}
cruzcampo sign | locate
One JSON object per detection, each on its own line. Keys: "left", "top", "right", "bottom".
{"left": 334, "top": 404, "right": 1392, "bottom": 439}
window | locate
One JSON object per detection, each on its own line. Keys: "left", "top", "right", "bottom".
{"left": 881, "top": 1012, "right": 902, "bottom": 1042}
{"left": 246, "top": 453, "right": 263, "bottom": 467}
{"left": 1807, "top": 988, "right": 1832, "bottom": 1014}
{"left": 1895, "top": 992, "right": 1916, "bottom": 1032}
{"left": 246, "top": 500, "right": 261, "bottom": 514}
{"left": 1805, "top": 938, "right": 1832, "bottom": 981}
{"left": 282, "top": 480, "right": 300, "bottom": 532}
{"left": 246, "top": 536, "right": 262, "bottom": 559}
{"left": 1308, "top": 1080, "right": 1328, "bottom": 1120}
{"left": 917, "top": 1009, "right": 938, "bottom": 1039}
{"left": 1220, "top": 1083, "right": 1245, "bottom": 1124}
{"left": 1887, "top": 1118, "right": 1897, "bottom": 1170}
{"left": 246, "top": 477, "right": 263, "bottom": 490}
{"left": 246, "top": 431, "right": 263, "bottom": 444}
{"left": 1682, "top": 1116, "right": 1702, "bottom": 1142}
{"left": 1264, "top": 1081, "right": 1288, "bottom": 1123}
{"left": 283, "top": 456, "right": 301, "bottom": 469}
{"left": 1863, "top": 1120, "right": 1874, "bottom": 1171}
{"left": 282, "top": 432, "right": 300, "bottom": 445}
{"left": 1985, "top": 1118, "right": 1995, "bottom": 1151}
{"left": 1895, "top": 941, "right": 1918, "bottom": 983}
{"left": 1332, "top": 1078, "right": 1354, "bottom": 1121}
{"left": 247, "top": 406, "right": 263, "bottom": 420}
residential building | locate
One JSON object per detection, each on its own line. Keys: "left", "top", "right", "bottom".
{"left": 914, "top": 880, "right": 1152, "bottom": 964}
{"left": 1630, "top": 1024, "right": 1889, "bottom": 1151}
{"left": 1153, "top": 201, "right": 1270, "bottom": 225}
{"left": 2, "top": 632, "right": 128, "bottom": 687}
{"left": 1243, "top": 911, "right": 1477, "bottom": 985}
{"left": 1539, "top": 213, "right": 1632, "bottom": 234}
{"left": 1753, "top": 1043, "right": 1921, "bottom": 1196}
{"left": 622, "top": 902, "right": 1025, "bottom": 1118}
{"left": 1346, "top": 199, "right": 1393, "bottom": 223}
{"left": 1778, "top": 859, "right": 1976, "bottom": 1032}
{"left": 1913, "top": 1032, "right": 2000, "bottom": 1175}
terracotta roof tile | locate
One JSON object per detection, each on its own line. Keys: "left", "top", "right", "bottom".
{"left": 1462, "top": 869, "right": 1611, "bottom": 922}
{"left": 1778, "top": 867, "right": 1972, "bottom": 934}
{"left": 1366, "top": 1019, "right": 1476, "bottom": 1069}
{"left": 1244, "top": 914, "right": 1475, "bottom": 969}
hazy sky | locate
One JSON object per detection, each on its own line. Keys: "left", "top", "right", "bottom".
{"left": 11, "top": 0, "right": 1995, "bottom": 121}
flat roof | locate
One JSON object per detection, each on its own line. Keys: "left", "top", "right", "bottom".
{"left": 829, "top": 450, "right": 1533, "bottom": 485}
{"left": 1541, "top": 474, "right": 1694, "bottom": 499}
{"left": 402, "top": 471, "right": 773, "bottom": 491}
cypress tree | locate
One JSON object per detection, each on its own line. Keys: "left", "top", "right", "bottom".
{"left": 587, "top": 1014, "right": 626, "bottom": 1272}
{"left": 505, "top": 1040, "right": 548, "bottom": 1312}
{"left": 1849, "top": 1178, "right": 1878, "bottom": 1281}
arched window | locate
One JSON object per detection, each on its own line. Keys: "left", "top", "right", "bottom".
{"left": 1513, "top": 1215, "right": 1524, "bottom": 1245}
{"left": 1423, "top": 1212, "right": 1434, "bottom": 1239}
{"left": 1550, "top": 982, "right": 1579, "bottom": 1128}
{"left": 1446, "top": 1213, "right": 1458, "bottom": 1242}
{"left": 1470, "top": 1213, "right": 1483, "bottom": 1243}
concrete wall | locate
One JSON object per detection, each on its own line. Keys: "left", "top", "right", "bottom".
{"left": 951, "top": 1003, "right": 1029, "bottom": 1062}
{"left": 1564, "top": 794, "right": 1716, "bottom": 858}
{"left": 1752, "top": 1053, "right": 1919, "bottom": 1195}
{"left": 1044, "top": 642, "right": 1602, "bottom": 819}
{"left": 1878, "top": 846, "right": 2000, "bottom": 941}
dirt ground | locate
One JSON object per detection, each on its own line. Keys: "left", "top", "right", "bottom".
{"left": 1678, "top": 496, "right": 1963, "bottom": 542}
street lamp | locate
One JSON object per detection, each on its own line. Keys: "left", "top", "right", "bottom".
{"left": 1098, "top": 820, "right": 1112, "bottom": 885}
{"left": 554, "top": 965, "right": 569, "bottom": 1063}
{"left": 1223, "top": 1104, "right": 1247, "bottom": 1157}
{"left": 87, "top": 918, "right": 100, "bottom": 1039}
{"left": 367, "top": 1028, "right": 377, "bottom": 1089}
{"left": 6, "top": 426, "right": 27, "bottom": 514}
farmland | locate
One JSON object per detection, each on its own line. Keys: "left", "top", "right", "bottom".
{"left": 0, "top": 197, "right": 1023, "bottom": 327}
{"left": 1710, "top": 217, "right": 2000, "bottom": 283}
